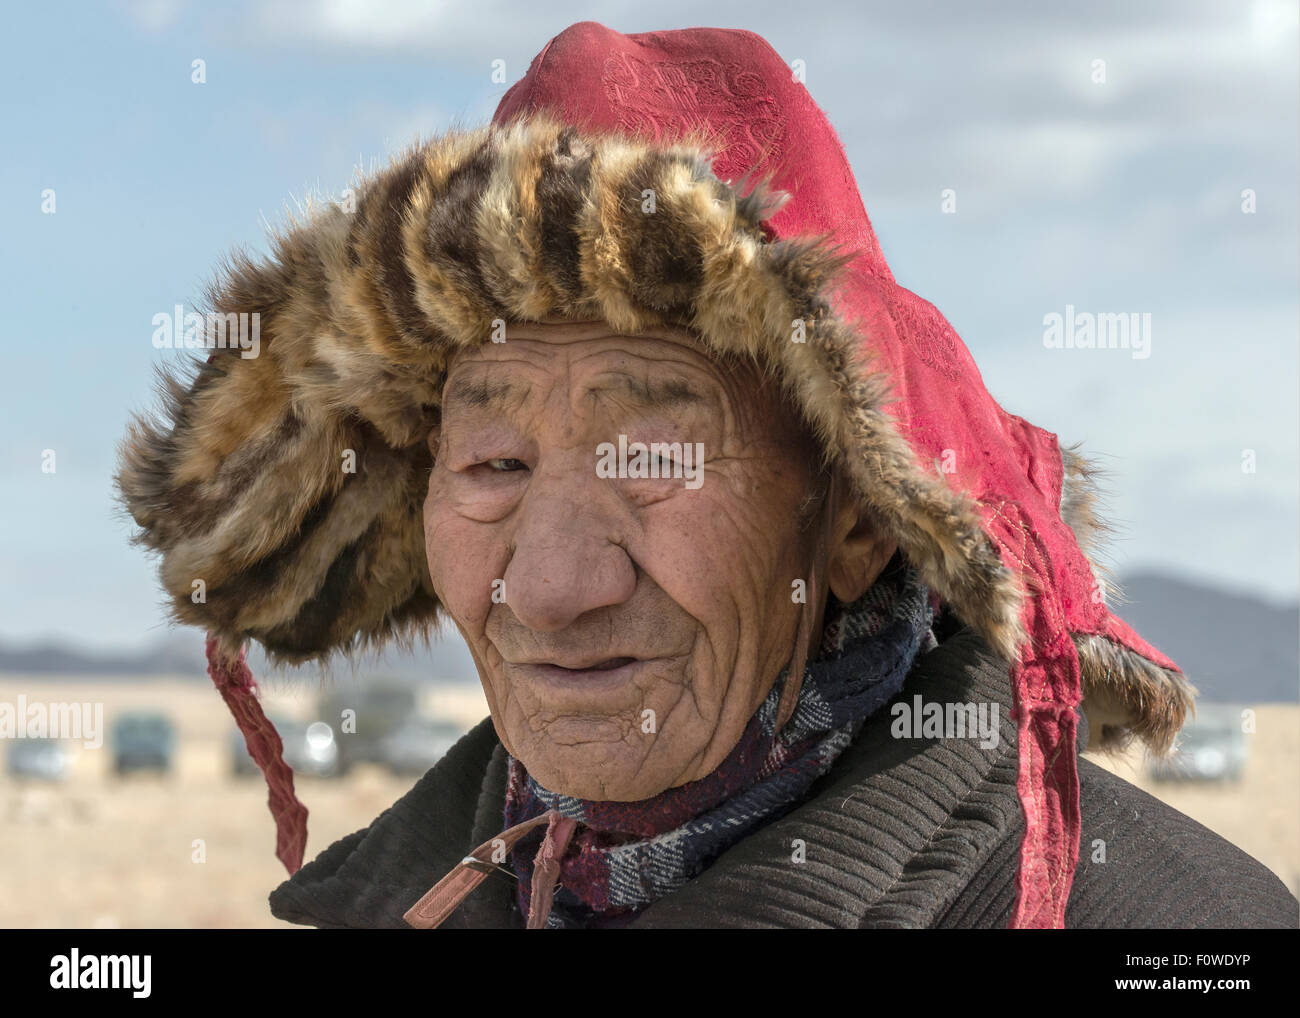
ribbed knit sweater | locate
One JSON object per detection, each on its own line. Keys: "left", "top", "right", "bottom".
{"left": 268, "top": 627, "right": 1299, "bottom": 929}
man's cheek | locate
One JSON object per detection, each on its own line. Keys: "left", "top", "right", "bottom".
{"left": 424, "top": 511, "right": 496, "bottom": 631}
{"left": 640, "top": 505, "right": 745, "bottom": 619}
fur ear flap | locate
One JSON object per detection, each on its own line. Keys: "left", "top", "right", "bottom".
{"left": 116, "top": 195, "right": 445, "bottom": 666}
{"left": 1057, "top": 444, "right": 1196, "bottom": 753}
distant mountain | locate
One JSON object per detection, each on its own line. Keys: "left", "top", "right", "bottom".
{"left": 0, "top": 625, "right": 478, "bottom": 685}
{"left": 3, "top": 572, "right": 1295, "bottom": 700}
{"left": 1111, "top": 573, "right": 1298, "bottom": 703}
{"left": 246, "top": 635, "right": 478, "bottom": 686}
{"left": 0, "top": 631, "right": 206, "bottom": 677}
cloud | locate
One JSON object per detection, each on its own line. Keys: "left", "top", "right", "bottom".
{"left": 119, "top": 0, "right": 184, "bottom": 32}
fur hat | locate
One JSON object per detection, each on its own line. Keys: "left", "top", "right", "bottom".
{"left": 115, "top": 21, "right": 1193, "bottom": 928}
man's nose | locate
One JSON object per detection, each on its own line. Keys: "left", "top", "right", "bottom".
{"left": 501, "top": 464, "right": 636, "bottom": 633}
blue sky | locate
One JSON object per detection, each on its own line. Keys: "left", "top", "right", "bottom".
{"left": 1, "top": 0, "right": 1296, "bottom": 655}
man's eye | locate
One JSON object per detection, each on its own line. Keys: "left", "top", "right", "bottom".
{"left": 486, "top": 457, "right": 527, "bottom": 472}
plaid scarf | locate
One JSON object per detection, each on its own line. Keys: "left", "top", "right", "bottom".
{"left": 503, "top": 558, "right": 936, "bottom": 928}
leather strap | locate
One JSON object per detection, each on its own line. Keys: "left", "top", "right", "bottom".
{"left": 403, "top": 810, "right": 558, "bottom": 929}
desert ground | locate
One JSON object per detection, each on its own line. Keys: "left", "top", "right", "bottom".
{"left": 1, "top": 675, "right": 1295, "bottom": 928}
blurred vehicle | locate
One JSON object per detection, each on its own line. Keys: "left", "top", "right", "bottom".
{"left": 6, "top": 738, "right": 67, "bottom": 781}
{"left": 110, "top": 711, "right": 175, "bottom": 776}
{"left": 1148, "top": 705, "right": 1247, "bottom": 783}
{"left": 318, "top": 680, "right": 419, "bottom": 774}
{"left": 230, "top": 716, "right": 340, "bottom": 779}
{"left": 379, "top": 718, "right": 464, "bottom": 776}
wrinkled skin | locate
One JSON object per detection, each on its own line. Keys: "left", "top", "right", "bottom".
{"left": 423, "top": 320, "right": 895, "bottom": 801}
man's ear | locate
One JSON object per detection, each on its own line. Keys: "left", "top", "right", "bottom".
{"left": 826, "top": 491, "right": 898, "bottom": 603}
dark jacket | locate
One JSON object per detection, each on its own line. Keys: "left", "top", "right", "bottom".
{"left": 268, "top": 628, "right": 1298, "bottom": 929}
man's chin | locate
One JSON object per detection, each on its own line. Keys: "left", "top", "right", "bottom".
{"left": 516, "top": 723, "right": 672, "bottom": 802}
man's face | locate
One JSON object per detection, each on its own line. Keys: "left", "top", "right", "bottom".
{"left": 423, "top": 320, "right": 822, "bottom": 801}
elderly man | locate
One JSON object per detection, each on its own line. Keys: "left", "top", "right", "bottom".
{"left": 117, "top": 23, "right": 1297, "bottom": 929}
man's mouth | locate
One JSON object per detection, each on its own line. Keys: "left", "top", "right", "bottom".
{"left": 507, "top": 655, "right": 645, "bottom": 689}
{"left": 552, "top": 656, "right": 637, "bottom": 672}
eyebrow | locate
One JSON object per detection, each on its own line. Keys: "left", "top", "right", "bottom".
{"left": 444, "top": 377, "right": 521, "bottom": 412}
{"left": 584, "top": 374, "right": 710, "bottom": 413}
{"left": 443, "top": 372, "right": 712, "bottom": 415}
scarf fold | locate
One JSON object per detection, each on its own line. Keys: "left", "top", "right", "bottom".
{"left": 503, "top": 559, "right": 936, "bottom": 928}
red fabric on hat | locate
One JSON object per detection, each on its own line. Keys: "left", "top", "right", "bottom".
{"left": 206, "top": 635, "right": 307, "bottom": 875}
{"left": 493, "top": 21, "right": 1182, "bottom": 928}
